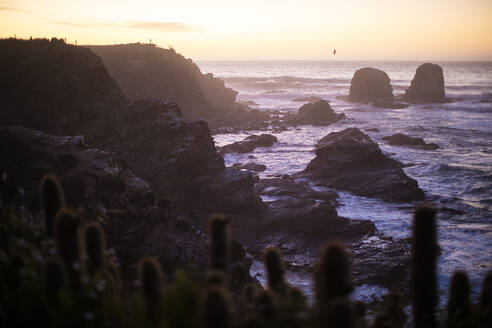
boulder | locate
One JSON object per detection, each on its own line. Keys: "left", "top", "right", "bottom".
{"left": 302, "top": 128, "right": 425, "bottom": 202}
{"left": 219, "top": 134, "right": 278, "bottom": 154}
{"left": 349, "top": 67, "right": 394, "bottom": 104}
{"left": 403, "top": 63, "right": 447, "bottom": 103}
{"left": 382, "top": 133, "right": 439, "bottom": 150}
{"left": 289, "top": 100, "right": 345, "bottom": 126}
{"left": 235, "top": 162, "right": 267, "bottom": 172}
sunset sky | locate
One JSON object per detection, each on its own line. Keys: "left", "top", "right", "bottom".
{"left": 1, "top": 0, "right": 491, "bottom": 60}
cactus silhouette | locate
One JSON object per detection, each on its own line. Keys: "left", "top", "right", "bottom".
{"left": 479, "top": 271, "right": 492, "bottom": 328}
{"left": 208, "top": 214, "right": 229, "bottom": 271}
{"left": 206, "top": 270, "right": 228, "bottom": 287}
{"left": 41, "top": 175, "right": 65, "bottom": 238}
{"left": 325, "top": 298, "right": 353, "bottom": 328}
{"left": 255, "top": 288, "right": 277, "bottom": 321}
{"left": 79, "top": 221, "right": 107, "bottom": 278}
{"left": 43, "top": 257, "right": 68, "bottom": 301}
{"left": 373, "top": 292, "right": 407, "bottom": 328}
{"left": 314, "top": 242, "right": 352, "bottom": 308}
{"left": 263, "top": 247, "right": 287, "bottom": 295}
{"left": 200, "top": 287, "right": 230, "bottom": 328}
{"left": 55, "top": 208, "right": 81, "bottom": 289}
{"left": 411, "top": 206, "right": 437, "bottom": 328}
{"left": 447, "top": 271, "right": 470, "bottom": 328}
{"left": 137, "top": 256, "right": 164, "bottom": 319}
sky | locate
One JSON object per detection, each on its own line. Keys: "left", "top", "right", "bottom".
{"left": 1, "top": 0, "right": 491, "bottom": 60}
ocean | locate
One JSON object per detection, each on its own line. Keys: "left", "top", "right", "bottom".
{"left": 198, "top": 60, "right": 492, "bottom": 304}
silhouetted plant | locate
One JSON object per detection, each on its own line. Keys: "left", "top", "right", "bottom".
{"left": 264, "top": 247, "right": 287, "bottom": 296}
{"left": 79, "top": 221, "right": 107, "bottom": 279}
{"left": 208, "top": 214, "right": 229, "bottom": 272}
{"left": 200, "top": 287, "right": 230, "bottom": 328}
{"left": 480, "top": 271, "right": 492, "bottom": 328}
{"left": 137, "top": 256, "right": 164, "bottom": 320}
{"left": 412, "top": 206, "right": 437, "bottom": 328}
{"left": 314, "top": 242, "right": 352, "bottom": 308}
{"left": 43, "top": 256, "right": 67, "bottom": 301}
{"left": 55, "top": 208, "right": 81, "bottom": 290}
{"left": 353, "top": 301, "right": 368, "bottom": 328}
{"left": 206, "top": 269, "right": 228, "bottom": 287}
{"left": 255, "top": 288, "right": 277, "bottom": 323}
{"left": 447, "top": 271, "right": 471, "bottom": 328}
{"left": 325, "top": 298, "right": 353, "bottom": 328}
{"left": 373, "top": 292, "right": 407, "bottom": 328}
{"left": 40, "top": 175, "right": 65, "bottom": 238}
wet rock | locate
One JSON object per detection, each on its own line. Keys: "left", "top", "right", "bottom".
{"left": 382, "top": 133, "right": 439, "bottom": 150}
{"left": 236, "top": 162, "right": 267, "bottom": 172}
{"left": 349, "top": 67, "right": 394, "bottom": 104}
{"left": 403, "top": 63, "right": 448, "bottom": 103}
{"left": 219, "top": 134, "right": 278, "bottom": 154}
{"left": 365, "top": 128, "right": 380, "bottom": 132}
{"left": 301, "top": 128, "right": 425, "bottom": 202}
{"left": 288, "top": 100, "right": 345, "bottom": 126}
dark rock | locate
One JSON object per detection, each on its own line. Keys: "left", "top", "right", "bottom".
{"left": 237, "top": 163, "right": 267, "bottom": 172}
{"left": 382, "top": 133, "right": 439, "bottom": 150}
{"left": 219, "top": 134, "right": 278, "bottom": 154}
{"left": 349, "top": 67, "right": 394, "bottom": 104}
{"left": 301, "top": 128, "right": 425, "bottom": 202}
{"left": 403, "top": 63, "right": 448, "bottom": 103}
{"left": 288, "top": 100, "right": 345, "bottom": 126}
{"left": 0, "top": 126, "right": 256, "bottom": 290}
{"left": 0, "top": 39, "right": 262, "bottom": 215}
{"left": 88, "top": 43, "right": 238, "bottom": 118}
{"left": 0, "top": 38, "right": 125, "bottom": 139}
{"left": 365, "top": 128, "right": 380, "bottom": 132}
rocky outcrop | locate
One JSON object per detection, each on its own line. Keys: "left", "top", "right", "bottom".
{"left": 403, "top": 63, "right": 447, "bottom": 103}
{"left": 219, "top": 134, "right": 278, "bottom": 154}
{"left": 88, "top": 43, "right": 238, "bottom": 118}
{"left": 0, "top": 39, "right": 262, "bottom": 214}
{"left": 0, "top": 38, "right": 125, "bottom": 139}
{"left": 301, "top": 128, "right": 425, "bottom": 202}
{"left": 0, "top": 126, "right": 256, "bottom": 289}
{"left": 234, "top": 162, "right": 267, "bottom": 172}
{"left": 289, "top": 100, "right": 345, "bottom": 126}
{"left": 382, "top": 133, "right": 439, "bottom": 150}
{"left": 349, "top": 67, "right": 394, "bottom": 104}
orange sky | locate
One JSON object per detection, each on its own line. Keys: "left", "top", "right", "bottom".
{"left": 1, "top": 0, "right": 491, "bottom": 60}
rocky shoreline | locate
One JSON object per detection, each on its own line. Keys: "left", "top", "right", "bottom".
{"left": 1, "top": 38, "right": 453, "bottom": 296}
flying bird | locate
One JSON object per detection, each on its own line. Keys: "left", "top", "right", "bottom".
{"left": 333, "top": 49, "right": 336, "bottom": 55}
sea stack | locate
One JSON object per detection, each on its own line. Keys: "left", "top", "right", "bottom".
{"left": 403, "top": 63, "right": 446, "bottom": 103}
{"left": 348, "top": 67, "right": 394, "bottom": 104}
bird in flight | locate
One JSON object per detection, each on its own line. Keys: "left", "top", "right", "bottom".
{"left": 333, "top": 49, "right": 336, "bottom": 55}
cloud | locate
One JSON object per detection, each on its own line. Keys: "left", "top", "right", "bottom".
{"left": 52, "top": 20, "right": 92, "bottom": 28}
{"left": 0, "top": 6, "right": 30, "bottom": 13}
{"left": 121, "top": 21, "right": 198, "bottom": 32}
{"left": 50, "top": 19, "right": 198, "bottom": 32}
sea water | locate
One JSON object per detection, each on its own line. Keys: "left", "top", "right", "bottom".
{"left": 199, "top": 60, "right": 492, "bottom": 304}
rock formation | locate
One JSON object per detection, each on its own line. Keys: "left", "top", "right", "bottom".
{"left": 349, "top": 67, "right": 394, "bottom": 104}
{"left": 0, "top": 126, "right": 255, "bottom": 288}
{"left": 382, "top": 133, "right": 439, "bottom": 150}
{"left": 219, "top": 134, "right": 278, "bottom": 154}
{"left": 0, "top": 38, "right": 262, "bottom": 213}
{"left": 289, "top": 100, "right": 345, "bottom": 126}
{"left": 302, "top": 128, "right": 425, "bottom": 202}
{"left": 403, "top": 63, "right": 447, "bottom": 103}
